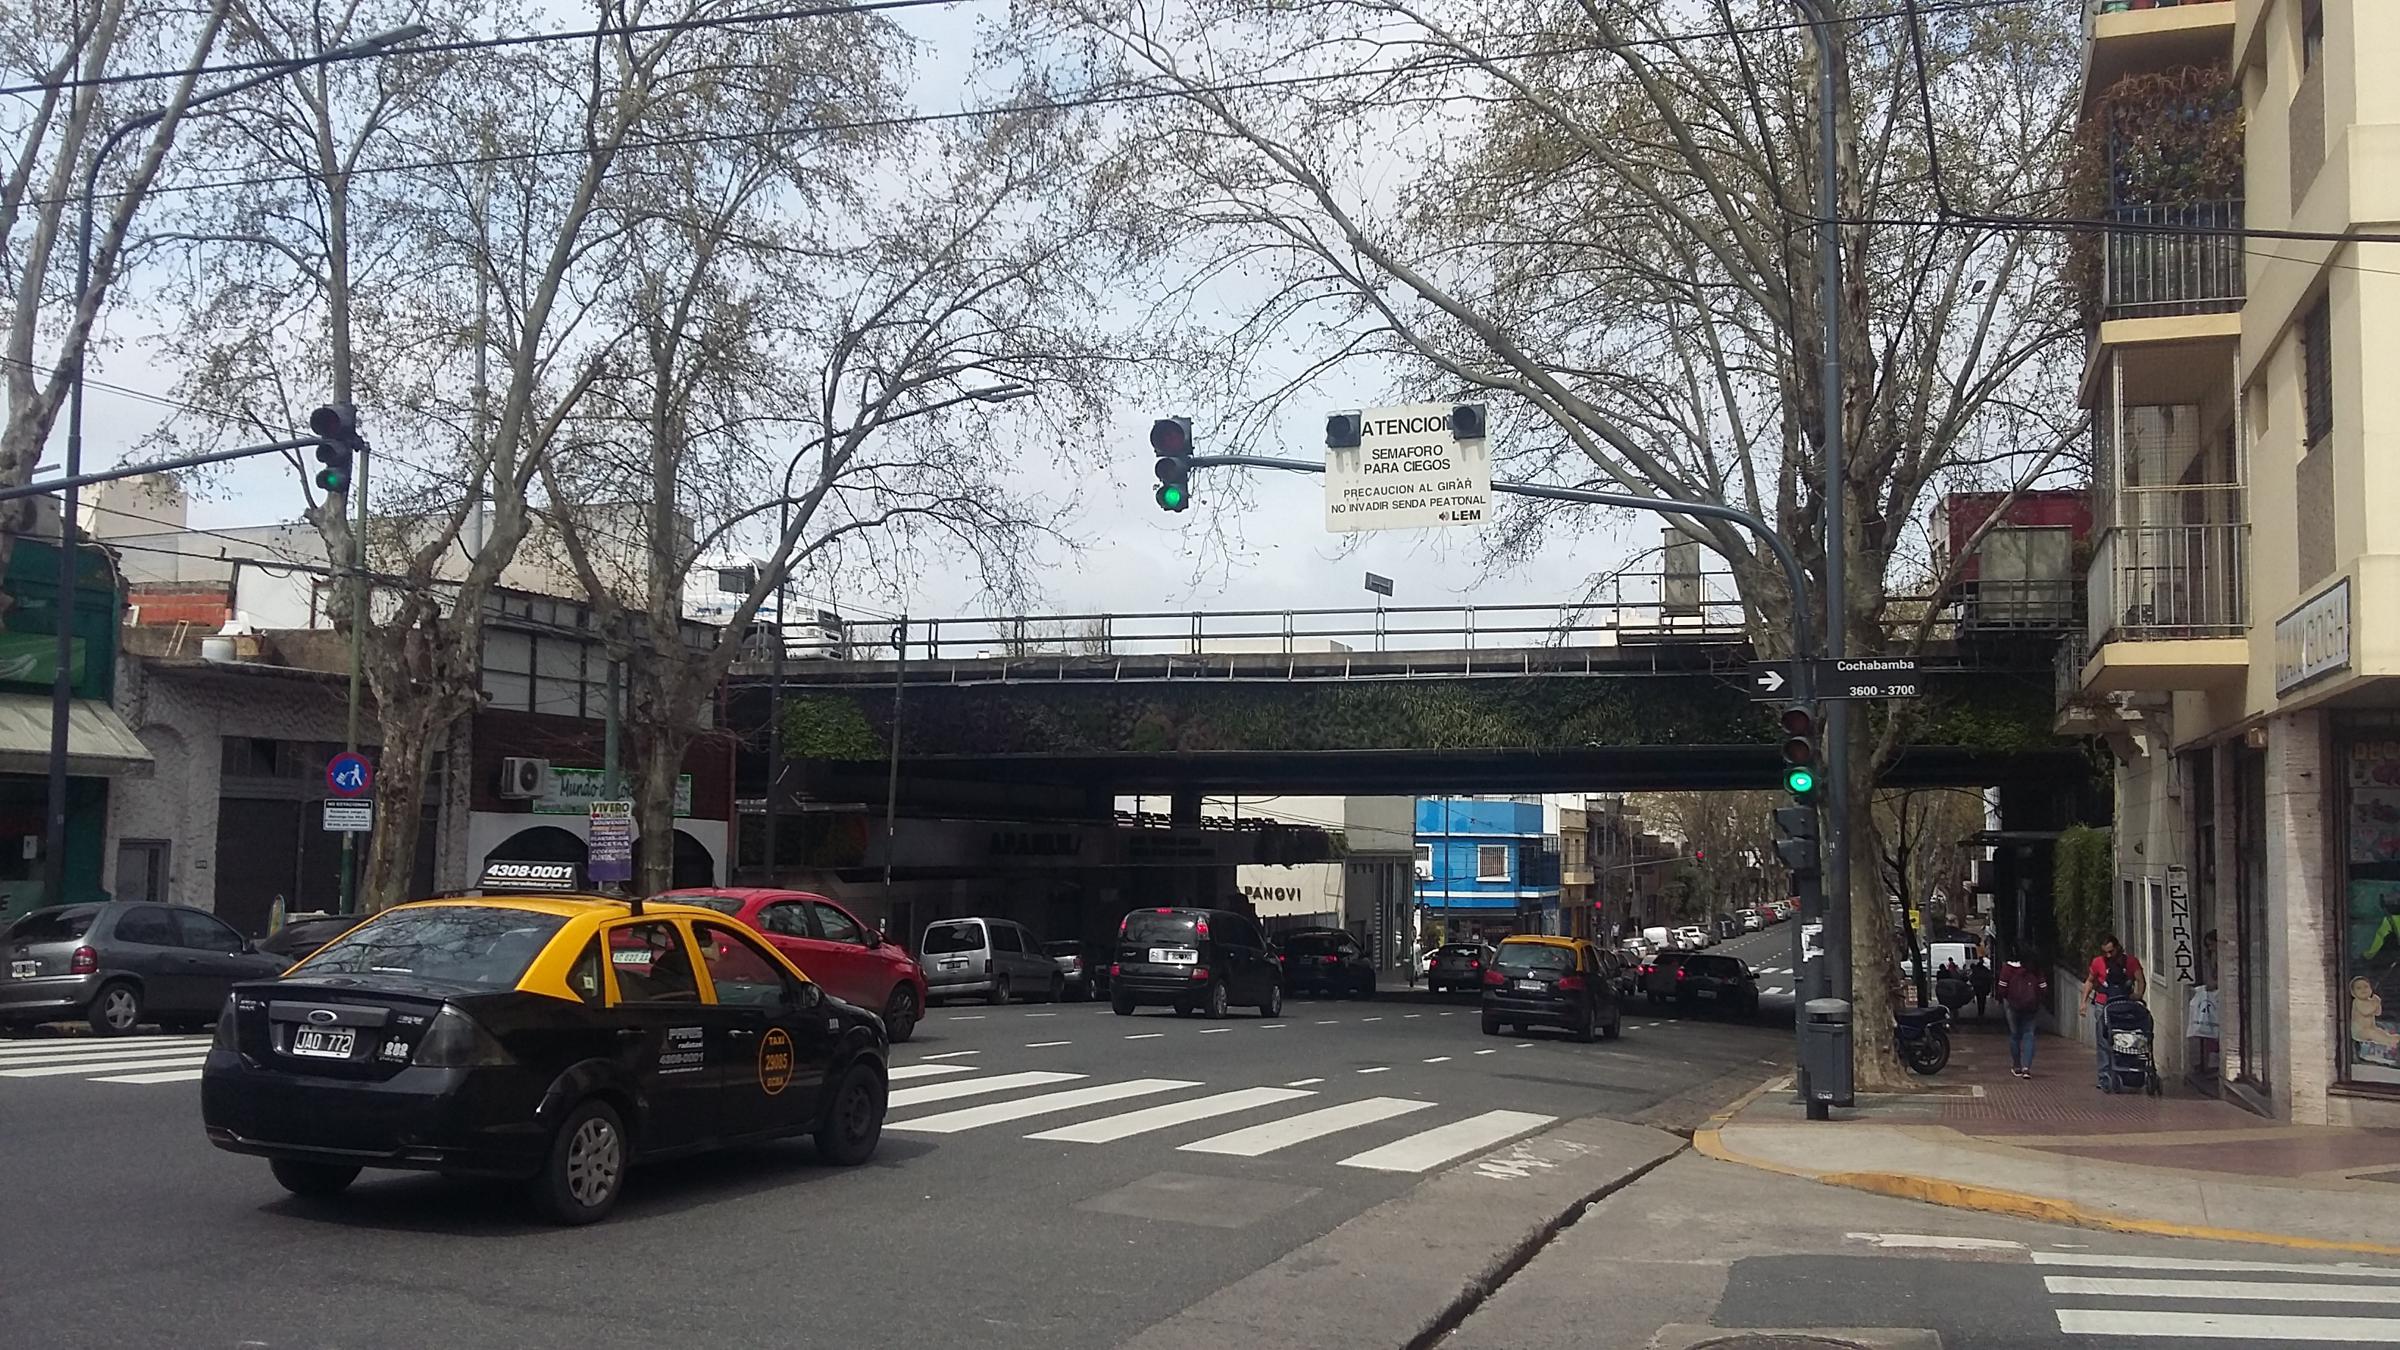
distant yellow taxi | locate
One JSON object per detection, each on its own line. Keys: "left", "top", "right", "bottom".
{"left": 201, "top": 893, "right": 889, "bottom": 1223}
{"left": 1481, "top": 935, "right": 1625, "bottom": 1042}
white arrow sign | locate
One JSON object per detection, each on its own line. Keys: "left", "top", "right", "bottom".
{"left": 1753, "top": 667, "right": 1787, "bottom": 694}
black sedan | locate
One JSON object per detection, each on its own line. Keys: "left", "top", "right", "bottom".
{"left": 1642, "top": 950, "right": 1761, "bottom": 1016}
{"left": 202, "top": 895, "right": 890, "bottom": 1224}
{"left": 1424, "top": 941, "right": 1494, "bottom": 994}
{"left": 1277, "top": 927, "right": 1376, "bottom": 998}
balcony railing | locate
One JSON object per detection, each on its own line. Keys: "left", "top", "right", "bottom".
{"left": 2102, "top": 200, "right": 2244, "bottom": 322}
{"left": 2087, "top": 522, "right": 2247, "bottom": 644}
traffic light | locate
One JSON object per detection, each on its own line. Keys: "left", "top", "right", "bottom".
{"left": 1773, "top": 803, "right": 1820, "bottom": 878}
{"left": 1778, "top": 704, "right": 1817, "bottom": 798}
{"left": 1151, "top": 416, "right": 1193, "bottom": 512}
{"left": 310, "top": 403, "right": 367, "bottom": 496}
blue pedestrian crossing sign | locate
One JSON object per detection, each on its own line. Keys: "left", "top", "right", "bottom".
{"left": 326, "top": 751, "right": 374, "bottom": 798}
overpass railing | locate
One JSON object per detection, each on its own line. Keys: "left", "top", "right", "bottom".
{"left": 857, "top": 572, "right": 1752, "bottom": 661}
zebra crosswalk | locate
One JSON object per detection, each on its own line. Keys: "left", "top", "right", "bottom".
{"left": 0, "top": 1034, "right": 212, "bottom": 1085}
{"left": 2039, "top": 1250, "right": 2400, "bottom": 1342}
{"left": 885, "top": 1060, "right": 1559, "bottom": 1175}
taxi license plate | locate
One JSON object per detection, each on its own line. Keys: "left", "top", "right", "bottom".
{"left": 9, "top": 960, "right": 35, "bottom": 979}
{"left": 1515, "top": 979, "right": 1545, "bottom": 992}
{"left": 289, "top": 1026, "right": 356, "bottom": 1059}
{"left": 1150, "top": 948, "right": 1198, "bottom": 965}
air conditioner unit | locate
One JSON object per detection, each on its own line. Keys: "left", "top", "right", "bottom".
{"left": 499, "top": 756, "right": 552, "bottom": 799}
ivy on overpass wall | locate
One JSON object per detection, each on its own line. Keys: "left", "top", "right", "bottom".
{"left": 778, "top": 670, "right": 2069, "bottom": 761}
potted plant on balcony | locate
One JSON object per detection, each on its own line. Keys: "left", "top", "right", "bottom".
{"left": 2063, "top": 65, "right": 2244, "bottom": 331}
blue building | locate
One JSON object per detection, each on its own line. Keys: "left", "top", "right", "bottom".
{"left": 1414, "top": 797, "right": 1560, "bottom": 938}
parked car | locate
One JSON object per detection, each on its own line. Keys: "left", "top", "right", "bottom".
{"left": 1480, "top": 936, "right": 1622, "bottom": 1042}
{"left": 201, "top": 894, "right": 888, "bottom": 1224}
{"left": 1044, "top": 940, "right": 1111, "bottom": 1000}
{"left": 1737, "top": 909, "right": 1765, "bottom": 933}
{"left": 918, "top": 916, "right": 1059, "bottom": 1006}
{"left": 1673, "top": 925, "right": 1713, "bottom": 949}
{"left": 657, "top": 888, "right": 929, "bottom": 1041}
{"left": 258, "top": 913, "right": 360, "bottom": 962}
{"left": 1277, "top": 927, "right": 1376, "bottom": 999}
{"left": 2, "top": 902, "right": 290, "bottom": 1035}
{"left": 1425, "top": 941, "right": 1495, "bottom": 994}
{"left": 1643, "top": 950, "right": 1761, "bottom": 1016}
{"left": 1111, "top": 907, "right": 1282, "bottom": 1018}
{"left": 1713, "top": 915, "right": 1742, "bottom": 941}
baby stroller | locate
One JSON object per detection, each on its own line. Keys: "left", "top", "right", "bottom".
{"left": 2102, "top": 998, "right": 2162, "bottom": 1095}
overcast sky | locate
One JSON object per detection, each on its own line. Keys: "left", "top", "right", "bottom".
{"left": 44, "top": 1, "right": 1660, "bottom": 633}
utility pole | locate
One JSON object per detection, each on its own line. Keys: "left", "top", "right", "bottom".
{"left": 881, "top": 618, "right": 907, "bottom": 890}
{"left": 338, "top": 413, "right": 367, "bottom": 912}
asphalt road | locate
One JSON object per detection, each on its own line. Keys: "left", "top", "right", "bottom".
{"left": 0, "top": 985, "right": 1786, "bottom": 1350}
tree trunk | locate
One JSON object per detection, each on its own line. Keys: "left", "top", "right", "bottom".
{"left": 360, "top": 700, "right": 445, "bottom": 912}
{"left": 629, "top": 717, "right": 690, "bottom": 896}
{"left": 1847, "top": 730, "right": 1908, "bottom": 1090}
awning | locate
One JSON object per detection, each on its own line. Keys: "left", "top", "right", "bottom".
{"left": 0, "top": 692, "right": 154, "bottom": 778}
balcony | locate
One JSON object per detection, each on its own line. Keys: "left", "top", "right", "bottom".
{"left": 2101, "top": 200, "right": 2244, "bottom": 323}
{"left": 2083, "top": 1, "right": 2235, "bottom": 108}
{"left": 2081, "top": 520, "right": 2250, "bottom": 692}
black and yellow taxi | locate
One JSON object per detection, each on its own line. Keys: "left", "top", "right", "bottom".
{"left": 201, "top": 893, "right": 889, "bottom": 1224}
{"left": 1479, "top": 935, "right": 1624, "bottom": 1043}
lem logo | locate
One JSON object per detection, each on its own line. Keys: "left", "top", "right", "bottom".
{"left": 758, "top": 1027, "right": 794, "bottom": 1095}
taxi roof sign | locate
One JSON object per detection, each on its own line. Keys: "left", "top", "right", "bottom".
{"left": 477, "top": 860, "right": 581, "bottom": 893}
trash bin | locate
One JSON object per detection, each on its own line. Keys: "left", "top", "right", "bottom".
{"left": 1801, "top": 997, "right": 1854, "bottom": 1108}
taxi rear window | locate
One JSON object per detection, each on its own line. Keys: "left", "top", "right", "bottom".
{"left": 1495, "top": 943, "right": 1574, "bottom": 973}
{"left": 296, "top": 907, "right": 569, "bottom": 988}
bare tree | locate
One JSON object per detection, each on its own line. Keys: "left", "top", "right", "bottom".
{"left": 539, "top": 91, "right": 1137, "bottom": 893}
{"left": 1008, "top": 0, "right": 2082, "bottom": 1084}
{"left": 0, "top": 0, "right": 226, "bottom": 578}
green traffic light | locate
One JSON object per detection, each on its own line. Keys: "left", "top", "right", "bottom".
{"left": 1156, "top": 482, "right": 1187, "bottom": 511}
{"left": 316, "top": 468, "right": 349, "bottom": 494}
{"left": 1784, "top": 767, "right": 1816, "bottom": 795}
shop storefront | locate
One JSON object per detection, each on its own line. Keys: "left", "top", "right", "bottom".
{"left": 2335, "top": 718, "right": 2400, "bottom": 1092}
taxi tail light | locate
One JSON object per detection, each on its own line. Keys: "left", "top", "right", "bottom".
{"left": 1557, "top": 975, "right": 1586, "bottom": 992}
{"left": 1468, "top": 959, "right": 1481, "bottom": 970}
{"left": 412, "top": 1007, "right": 513, "bottom": 1068}
{"left": 1482, "top": 969, "right": 1504, "bottom": 987}
{"left": 68, "top": 945, "right": 96, "bottom": 975}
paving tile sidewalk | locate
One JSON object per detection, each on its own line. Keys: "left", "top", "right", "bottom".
{"left": 1697, "top": 1021, "right": 2400, "bottom": 1253}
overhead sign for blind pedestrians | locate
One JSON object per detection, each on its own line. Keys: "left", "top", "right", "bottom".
{"left": 1324, "top": 403, "right": 1491, "bottom": 533}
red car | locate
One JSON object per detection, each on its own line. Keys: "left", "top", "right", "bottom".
{"left": 655, "top": 889, "right": 928, "bottom": 1042}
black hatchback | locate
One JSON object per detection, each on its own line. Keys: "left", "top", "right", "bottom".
{"left": 1111, "top": 908, "right": 1283, "bottom": 1018}
{"left": 1480, "top": 936, "right": 1622, "bottom": 1042}
{"left": 1276, "top": 927, "right": 1376, "bottom": 999}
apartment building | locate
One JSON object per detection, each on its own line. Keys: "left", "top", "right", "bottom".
{"left": 2065, "top": 0, "right": 2400, "bottom": 1125}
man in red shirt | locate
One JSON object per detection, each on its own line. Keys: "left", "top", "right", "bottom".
{"left": 2080, "top": 935, "right": 2145, "bottom": 1089}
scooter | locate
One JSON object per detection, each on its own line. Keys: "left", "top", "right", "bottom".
{"left": 1894, "top": 1004, "right": 1952, "bottom": 1075}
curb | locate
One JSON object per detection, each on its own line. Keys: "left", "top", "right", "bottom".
{"left": 1692, "top": 1118, "right": 2400, "bottom": 1259}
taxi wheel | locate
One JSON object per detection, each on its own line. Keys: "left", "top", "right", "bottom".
{"left": 87, "top": 981, "right": 142, "bottom": 1036}
{"left": 1602, "top": 1012, "right": 1622, "bottom": 1041}
{"left": 884, "top": 986, "right": 920, "bottom": 1044}
{"left": 534, "top": 1099, "right": 626, "bottom": 1226}
{"left": 815, "top": 1064, "right": 885, "bottom": 1166}
{"left": 1572, "top": 1010, "right": 1598, "bottom": 1044}
{"left": 269, "top": 1159, "right": 359, "bottom": 1198}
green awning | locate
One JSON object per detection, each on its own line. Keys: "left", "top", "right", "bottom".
{"left": 0, "top": 692, "right": 153, "bottom": 777}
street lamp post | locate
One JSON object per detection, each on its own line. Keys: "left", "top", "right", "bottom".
{"left": 759, "top": 382, "right": 1032, "bottom": 882}
{"left": 40, "top": 25, "right": 429, "bottom": 906}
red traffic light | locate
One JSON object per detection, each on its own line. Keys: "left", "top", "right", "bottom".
{"left": 1149, "top": 418, "right": 1190, "bottom": 455}
{"left": 1779, "top": 705, "right": 1813, "bottom": 736}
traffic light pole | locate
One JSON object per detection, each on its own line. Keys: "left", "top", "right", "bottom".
{"left": 1186, "top": 451, "right": 1830, "bottom": 1101}
{"left": 339, "top": 416, "right": 367, "bottom": 915}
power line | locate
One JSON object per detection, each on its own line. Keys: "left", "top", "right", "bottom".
{"left": 17, "top": 0, "right": 2040, "bottom": 212}
{"left": 0, "top": 0, "right": 976, "bottom": 100}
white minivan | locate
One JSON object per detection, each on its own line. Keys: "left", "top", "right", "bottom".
{"left": 921, "top": 916, "right": 1062, "bottom": 1004}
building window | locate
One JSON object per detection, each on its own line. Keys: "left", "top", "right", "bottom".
{"left": 1414, "top": 844, "right": 1432, "bottom": 879}
{"left": 2303, "top": 0, "right": 2325, "bottom": 72}
{"left": 2338, "top": 723, "right": 2400, "bottom": 1086}
{"left": 2303, "top": 296, "right": 2334, "bottom": 449}
{"left": 1477, "top": 845, "right": 1510, "bottom": 882}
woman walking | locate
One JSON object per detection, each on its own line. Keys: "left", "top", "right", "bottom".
{"left": 1996, "top": 955, "right": 2049, "bottom": 1079}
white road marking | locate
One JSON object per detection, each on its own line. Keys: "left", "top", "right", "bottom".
{"left": 96, "top": 1067, "right": 205, "bottom": 1084}
{"left": 0, "top": 1035, "right": 210, "bottom": 1059}
{"left": 1764, "top": 987, "right": 1789, "bottom": 996}
{"left": 1513, "top": 1042, "right": 1534, "bottom": 1048}
{"left": 919, "top": 1050, "right": 981, "bottom": 1060}
{"left": 1423, "top": 1056, "right": 1451, "bottom": 1063}
{"left": 1025, "top": 1012, "right": 1058, "bottom": 1018}
{"left": 2032, "top": 1253, "right": 2400, "bottom": 1278}
{"left": 1357, "top": 1066, "right": 1391, "bottom": 1074}
{"left": 0, "top": 1041, "right": 204, "bottom": 1065}
{"left": 1257, "top": 1023, "right": 1286, "bottom": 1029}
{"left": 1316, "top": 1020, "right": 1340, "bottom": 1025}
{"left": 887, "top": 1070, "right": 1082, "bottom": 1109}
{"left": 2046, "top": 1277, "right": 2400, "bottom": 1304}
{"left": 889, "top": 1063, "right": 976, "bottom": 1080}
{"left": 1181, "top": 1097, "right": 1436, "bottom": 1157}
{"left": 1025, "top": 1041, "right": 1071, "bottom": 1048}
{"left": 2053, "top": 1311, "right": 2400, "bottom": 1341}
{"left": 0, "top": 1052, "right": 209, "bottom": 1077}
{"left": 1199, "top": 1028, "right": 1232, "bottom": 1034}
{"left": 1337, "top": 1109, "right": 1559, "bottom": 1174}
{"left": 1027, "top": 1086, "right": 1313, "bottom": 1143}
{"left": 1125, "top": 1033, "right": 1165, "bottom": 1040}
{"left": 1847, "top": 1233, "right": 2025, "bottom": 1252}
{"left": 1474, "top": 1048, "right": 1497, "bottom": 1055}
{"left": 1361, "top": 1017, "right": 1382, "bottom": 1023}
{"left": 1402, "top": 1014, "right": 1422, "bottom": 1019}
{"left": 1286, "top": 1077, "right": 1324, "bottom": 1086}
{"left": 949, "top": 1015, "right": 986, "bottom": 1021}
{"left": 892, "top": 1078, "right": 1197, "bottom": 1134}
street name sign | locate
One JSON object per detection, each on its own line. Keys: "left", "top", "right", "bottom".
{"left": 323, "top": 799, "right": 373, "bottom": 833}
{"left": 588, "top": 799, "right": 635, "bottom": 885}
{"left": 1324, "top": 403, "right": 1491, "bottom": 533}
{"left": 1747, "top": 656, "right": 1925, "bottom": 701}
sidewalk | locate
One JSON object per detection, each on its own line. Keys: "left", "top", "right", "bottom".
{"left": 1696, "top": 1018, "right": 2400, "bottom": 1255}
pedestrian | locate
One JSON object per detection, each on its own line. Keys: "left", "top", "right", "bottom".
{"left": 2079, "top": 934, "right": 2146, "bottom": 1091}
{"left": 1996, "top": 955, "right": 2048, "bottom": 1078}
{"left": 1936, "top": 958, "right": 1968, "bottom": 1014}
{"left": 1969, "top": 957, "right": 1995, "bottom": 1019}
